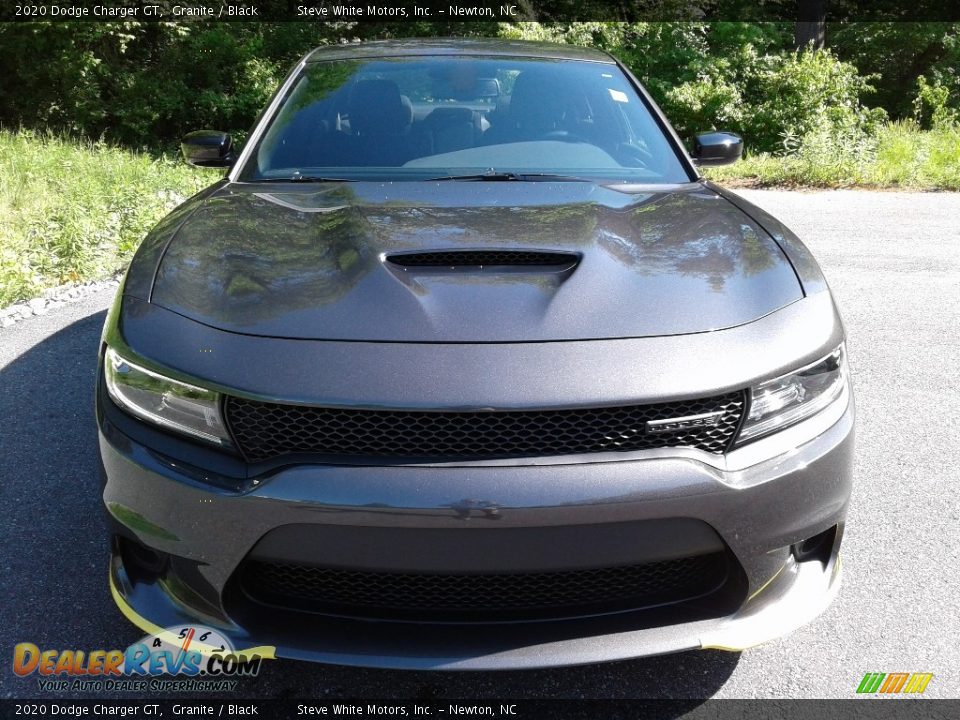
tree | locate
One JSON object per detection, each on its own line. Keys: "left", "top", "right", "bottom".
{"left": 795, "top": 0, "right": 826, "bottom": 50}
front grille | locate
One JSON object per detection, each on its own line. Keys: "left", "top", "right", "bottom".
{"left": 224, "top": 391, "right": 745, "bottom": 463}
{"left": 386, "top": 250, "right": 577, "bottom": 267}
{"left": 239, "top": 553, "right": 729, "bottom": 621}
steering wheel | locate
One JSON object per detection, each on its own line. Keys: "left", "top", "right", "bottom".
{"left": 538, "top": 130, "right": 589, "bottom": 144}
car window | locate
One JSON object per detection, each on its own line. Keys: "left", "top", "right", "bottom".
{"left": 242, "top": 57, "right": 690, "bottom": 183}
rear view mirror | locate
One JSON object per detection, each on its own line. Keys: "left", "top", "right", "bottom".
{"left": 477, "top": 78, "right": 501, "bottom": 98}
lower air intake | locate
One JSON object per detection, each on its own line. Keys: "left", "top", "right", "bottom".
{"left": 239, "top": 552, "right": 730, "bottom": 621}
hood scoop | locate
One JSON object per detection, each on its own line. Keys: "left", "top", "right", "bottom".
{"left": 385, "top": 249, "right": 580, "bottom": 270}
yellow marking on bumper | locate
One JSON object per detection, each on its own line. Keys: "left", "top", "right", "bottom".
{"left": 701, "top": 640, "right": 763, "bottom": 652}
{"left": 747, "top": 563, "right": 786, "bottom": 603}
{"left": 700, "top": 554, "right": 842, "bottom": 653}
{"left": 109, "top": 572, "right": 276, "bottom": 659}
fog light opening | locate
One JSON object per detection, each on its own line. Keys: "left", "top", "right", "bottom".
{"left": 791, "top": 525, "right": 838, "bottom": 566}
{"left": 115, "top": 534, "right": 169, "bottom": 577}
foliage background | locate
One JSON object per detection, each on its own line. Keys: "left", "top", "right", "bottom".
{"left": 1, "top": 21, "right": 957, "bottom": 154}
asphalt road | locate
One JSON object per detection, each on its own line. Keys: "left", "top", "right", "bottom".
{"left": 1, "top": 189, "right": 958, "bottom": 702}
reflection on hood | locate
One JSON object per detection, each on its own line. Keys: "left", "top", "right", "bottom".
{"left": 149, "top": 183, "right": 802, "bottom": 342}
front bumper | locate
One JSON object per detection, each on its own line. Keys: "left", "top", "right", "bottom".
{"left": 100, "top": 385, "right": 853, "bottom": 670}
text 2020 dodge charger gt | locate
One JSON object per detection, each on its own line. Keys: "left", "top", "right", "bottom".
{"left": 98, "top": 40, "right": 853, "bottom": 669}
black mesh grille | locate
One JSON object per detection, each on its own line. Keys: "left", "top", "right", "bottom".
{"left": 224, "top": 392, "right": 745, "bottom": 463}
{"left": 240, "top": 553, "right": 729, "bottom": 621}
{"left": 387, "top": 250, "right": 577, "bottom": 267}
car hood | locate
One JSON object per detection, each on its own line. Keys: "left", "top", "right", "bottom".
{"left": 149, "top": 182, "right": 802, "bottom": 342}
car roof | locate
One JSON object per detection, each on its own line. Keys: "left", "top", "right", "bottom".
{"left": 304, "top": 38, "right": 615, "bottom": 64}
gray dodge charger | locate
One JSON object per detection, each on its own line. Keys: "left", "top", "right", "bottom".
{"left": 98, "top": 39, "right": 854, "bottom": 669}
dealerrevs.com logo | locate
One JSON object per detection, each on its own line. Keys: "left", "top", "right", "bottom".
{"left": 13, "top": 625, "right": 274, "bottom": 692}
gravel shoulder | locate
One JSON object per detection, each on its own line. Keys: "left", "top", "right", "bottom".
{"left": 0, "top": 277, "right": 120, "bottom": 329}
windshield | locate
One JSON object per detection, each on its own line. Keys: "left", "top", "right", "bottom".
{"left": 240, "top": 56, "right": 691, "bottom": 184}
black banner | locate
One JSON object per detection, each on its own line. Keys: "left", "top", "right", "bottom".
{"left": 2, "top": 0, "right": 959, "bottom": 23}
{"left": 2, "top": 700, "right": 960, "bottom": 720}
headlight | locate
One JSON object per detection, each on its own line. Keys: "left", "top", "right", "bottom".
{"left": 738, "top": 344, "right": 848, "bottom": 443}
{"left": 103, "top": 347, "right": 231, "bottom": 446}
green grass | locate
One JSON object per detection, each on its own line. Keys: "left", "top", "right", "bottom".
{"left": 0, "top": 130, "right": 215, "bottom": 307}
{"left": 706, "top": 121, "right": 960, "bottom": 190}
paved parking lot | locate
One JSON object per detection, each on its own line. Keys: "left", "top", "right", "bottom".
{"left": 1, "top": 189, "right": 958, "bottom": 700}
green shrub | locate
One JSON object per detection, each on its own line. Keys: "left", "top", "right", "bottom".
{"left": 663, "top": 73, "right": 744, "bottom": 139}
{"left": 913, "top": 76, "right": 959, "bottom": 129}
{"left": 742, "top": 50, "right": 887, "bottom": 153}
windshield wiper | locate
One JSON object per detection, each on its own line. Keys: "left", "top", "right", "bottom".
{"left": 256, "top": 174, "right": 357, "bottom": 183}
{"left": 292, "top": 172, "right": 358, "bottom": 182}
{"left": 428, "top": 171, "right": 595, "bottom": 182}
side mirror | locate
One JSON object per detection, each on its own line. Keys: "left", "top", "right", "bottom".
{"left": 181, "top": 130, "right": 236, "bottom": 168}
{"left": 692, "top": 131, "right": 743, "bottom": 166}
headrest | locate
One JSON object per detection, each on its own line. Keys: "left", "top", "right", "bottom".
{"left": 348, "top": 79, "right": 413, "bottom": 136}
{"left": 506, "top": 71, "right": 568, "bottom": 133}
